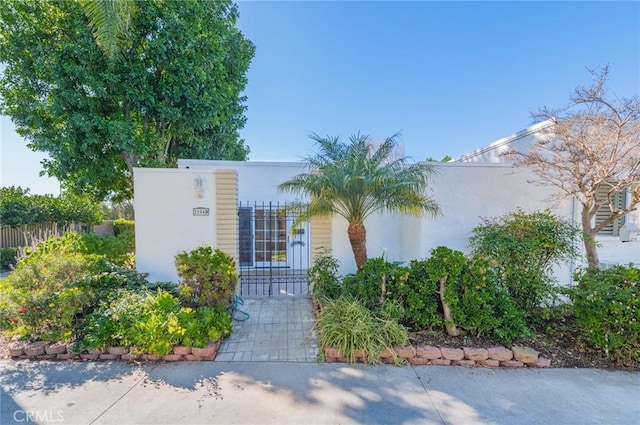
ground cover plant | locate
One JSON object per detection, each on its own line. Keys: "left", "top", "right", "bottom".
{"left": 315, "top": 295, "right": 408, "bottom": 364}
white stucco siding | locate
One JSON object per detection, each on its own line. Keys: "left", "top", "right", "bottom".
{"left": 415, "top": 163, "right": 571, "bottom": 254}
{"left": 330, "top": 212, "right": 406, "bottom": 276}
{"left": 134, "top": 168, "right": 217, "bottom": 283}
{"left": 135, "top": 159, "right": 637, "bottom": 285}
{"left": 402, "top": 163, "right": 575, "bottom": 285}
{"left": 179, "top": 160, "right": 308, "bottom": 204}
{"left": 595, "top": 237, "right": 640, "bottom": 266}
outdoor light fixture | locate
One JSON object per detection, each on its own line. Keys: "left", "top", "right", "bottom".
{"left": 195, "top": 175, "right": 204, "bottom": 199}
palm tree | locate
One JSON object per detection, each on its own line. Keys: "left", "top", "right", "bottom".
{"left": 80, "top": 0, "right": 136, "bottom": 60}
{"left": 279, "top": 133, "right": 441, "bottom": 270}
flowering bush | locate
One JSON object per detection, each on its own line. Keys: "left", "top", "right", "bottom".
{"left": 1, "top": 252, "right": 105, "bottom": 341}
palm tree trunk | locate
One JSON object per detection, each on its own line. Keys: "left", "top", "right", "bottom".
{"left": 347, "top": 222, "right": 367, "bottom": 270}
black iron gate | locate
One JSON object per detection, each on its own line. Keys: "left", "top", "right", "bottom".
{"left": 238, "top": 202, "right": 310, "bottom": 297}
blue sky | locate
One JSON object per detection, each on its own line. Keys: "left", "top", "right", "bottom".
{"left": 1, "top": 0, "right": 639, "bottom": 195}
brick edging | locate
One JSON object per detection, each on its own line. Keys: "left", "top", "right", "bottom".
{"left": 323, "top": 344, "right": 551, "bottom": 368}
{"left": 6, "top": 340, "right": 222, "bottom": 362}
{"left": 312, "top": 297, "right": 550, "bottom": 368}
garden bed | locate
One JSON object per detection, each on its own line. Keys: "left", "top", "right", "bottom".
{"left": 311, "top": 297, "right": 639, "bottom": 370}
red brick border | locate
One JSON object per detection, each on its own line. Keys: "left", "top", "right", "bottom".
{"left": 322, "top": 344, "right": 550, "bottom": 368}
{"left": 6, "top": 341, "right": 222, "bottom": 362}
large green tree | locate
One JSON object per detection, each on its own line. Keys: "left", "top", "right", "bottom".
{"left": 280, "top": 133, "right": 441, "bottom": 270}
{"left": 0, "top": 0, "right": 254, "bottom": 200}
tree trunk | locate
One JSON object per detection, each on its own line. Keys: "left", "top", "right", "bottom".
{"left": 439, "top": 275, "right": 460, "bottom": 336}
{"left": 581, "top": 208, "right": 600, "bottom": 270}
{"left": 378, "top": 274, "right": 386, "bottom": 305}
{"left": 347, "top": 222, "right": 367, "bottom": 270}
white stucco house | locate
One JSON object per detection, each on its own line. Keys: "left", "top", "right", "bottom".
{"left": 133, "top": 125, "right": 639, "bottom": 294}
{"left": 455, "top": 121, "right": 640, "bottom": 269}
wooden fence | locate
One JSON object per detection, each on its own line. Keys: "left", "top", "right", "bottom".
{"left": 0, "top": 223, "right": 80, "bottom": 248}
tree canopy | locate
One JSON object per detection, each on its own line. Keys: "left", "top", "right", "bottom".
{"left": 0, "top": 186, "right": 103, "bottom": 228}
{"left": 0, "top": 0, "right": 255, "bottom": 200}
{"left": 279, "top": 133, "right": 440, "bottom": 270}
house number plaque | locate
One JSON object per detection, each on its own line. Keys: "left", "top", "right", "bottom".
{"left": 193, "top": 207, "right": 210, "bottom": 216}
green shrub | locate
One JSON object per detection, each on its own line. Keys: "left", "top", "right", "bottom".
{"left": 469, "top": 209, "right": 581, "bottom": 321}
{"left": 75, "top": 264, "right": 176, "bottom": 301}
{"left": 308, "top": 250, "right": 342, "bottom": 300}
{"left": 1, "top": 252, "right": 107, "bottom": 341}
{"left": 81, "top": 291, "right": 232, "bottom": 354}
{"left": 424, "top": 246, "right": 530, "bottom": 343}
{"left": 0, "top": 246, "right": 164, "bottom": 342}
{"left": 179, "top": 306, "right": 233, "bottom": 348}
{"left": 402, "top": 259, "right": 443, "bottom": 330}
{"left": 342, "top": 256, "right": 410, "bottom": 314}
{"left": 113, "top": 218, "right": 134, "bottom": 236}
{"left": 174, "top": 245, "right": 238, "bottom": 309}
{"left": 316, "top": 295, "right": 408, "bottom": 364}
{"left": 570, "top": 265, "right": 640, "bottom": 366}
{"left": 80, "top": 290, "right": 147, "bottom": 350}
{"left": 0, "top": 247, "right": 18, "bottom": 271}
{"left": 20, "top": 232, "right": 134, "bottom": 267}
{"left": 128, "top": 291, "right": 185, "bottom": 356}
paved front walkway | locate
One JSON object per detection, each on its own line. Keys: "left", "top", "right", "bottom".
{"left": 217, "top": 297, "right": 318, "bottom": 362}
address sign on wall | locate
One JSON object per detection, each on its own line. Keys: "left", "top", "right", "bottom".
{"left": 193, "top": 207, "right": 210, "bottom": 216}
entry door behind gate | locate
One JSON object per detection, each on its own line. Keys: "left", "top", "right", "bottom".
{"left": 237, "top": 203, "right": 310, "bottom": 296}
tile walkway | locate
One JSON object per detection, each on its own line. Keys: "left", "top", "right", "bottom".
{"left": 216, "top": 297, "right": 319, "bottom": 362}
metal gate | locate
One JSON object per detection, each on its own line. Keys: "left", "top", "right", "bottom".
{"left": 238, "top": 202, "right": 310, "bottom": 297}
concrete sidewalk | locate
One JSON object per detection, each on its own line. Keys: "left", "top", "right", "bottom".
{"left": 1, "top": 360, "right": 638, "bottom": 425}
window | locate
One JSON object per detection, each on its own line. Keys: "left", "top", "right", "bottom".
{"left": 595, "top": 186, "right": 627, "bottom": 236}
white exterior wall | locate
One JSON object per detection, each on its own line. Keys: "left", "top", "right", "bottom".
{"left": 134, "top": 168, "right": 217, "bottom": 282}
{"left": 413, "top": 163, "right": 572, "bottom": 256}
{"left": 404, "top": 163, "right": 575, "bottom": 285}
{"left": 179, "top": 159, "right": 307, "bottom": 204}
{"left": 134, "top": 159, "right": 639, "bottom": 284}
{"left": 329, "top": 212, "right": 405, "bottom": 276}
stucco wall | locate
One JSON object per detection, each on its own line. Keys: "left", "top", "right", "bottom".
{"left": 415, "top": 163, "right": 572, "bottom": 255}
{"left": 179, "top": 160, "right": 307, "bottom": 204}
{"left": 134, "top": 168, "right": 217, "bottom": 282}
{"left": 135, "top": 160, "right": 638, "bottom": 285}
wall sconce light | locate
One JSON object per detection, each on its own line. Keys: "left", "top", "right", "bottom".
{"left": 195, "top": 175, "right": 204, "bottom": 199}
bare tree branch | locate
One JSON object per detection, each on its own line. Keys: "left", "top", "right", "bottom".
{"left": 506, "top": 66, "right": 640, "bottom": 269}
